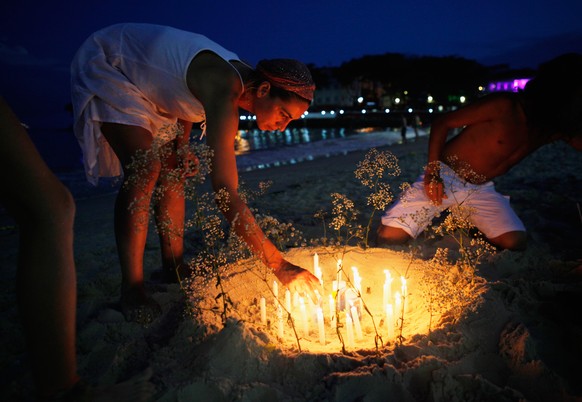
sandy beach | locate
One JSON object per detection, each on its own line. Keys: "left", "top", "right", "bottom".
{"left": 1, "top": 134, "right": 581, "bottom": 402}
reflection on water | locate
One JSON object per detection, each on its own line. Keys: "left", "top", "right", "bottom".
{"left": 232, "top": 125, "right": 427, "bottom": 173}
{"left": 234, "top": 127, "right": 347, "bottom": 155}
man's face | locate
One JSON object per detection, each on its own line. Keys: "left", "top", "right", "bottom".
{"left": 253, "top": 86, "right": 309, "bottom": 132}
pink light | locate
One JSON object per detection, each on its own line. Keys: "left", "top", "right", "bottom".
{"left": 488, "top": 78, "right": 531, "bottom": 93}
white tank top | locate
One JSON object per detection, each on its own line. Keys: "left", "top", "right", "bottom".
{"left": 70, "top": 23, "right": 243, "bottom": 184}
{"left": 72, "top": 23, "right": 242, "bottom": 124}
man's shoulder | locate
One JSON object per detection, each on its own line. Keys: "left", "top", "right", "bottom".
{"left": 478, "top": 92, "right": 524, "bottom": 116}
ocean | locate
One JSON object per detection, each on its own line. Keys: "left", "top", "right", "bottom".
{"left": 27, "top": 125, "right": 428, "bottom": 199}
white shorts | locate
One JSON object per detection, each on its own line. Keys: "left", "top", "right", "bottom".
{"left": 380, "top": 163, "right": 526, "bottom": 239}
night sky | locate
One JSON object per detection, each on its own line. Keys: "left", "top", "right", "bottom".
{"left": 1, "top": 0, "right": 581, "bottom": 128}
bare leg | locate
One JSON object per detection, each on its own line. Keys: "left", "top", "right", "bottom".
{"left": 0, "top": 98, "right": 154, "bottom": 400}
{"left": 0, "top": 97, "right": 79, "bottom": 397}
{"left": 488, "top": 230, "right": 527, "bottom": 251}
{"left": 376, "top": 224, "right": 412, "bottom": 246}
{"left": 101, "top": 123, "right": 162, "bottom": 323}
{"left": 154, "top": 140, "right": 186, "bottom": 283}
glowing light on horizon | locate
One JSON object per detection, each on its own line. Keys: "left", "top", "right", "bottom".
{"left": 488, "top": 78, "right": 530, "bottom": 92}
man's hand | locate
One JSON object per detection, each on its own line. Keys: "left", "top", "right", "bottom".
{"left": 181, "top": 149, "right": 200, "bottom": 177}
{"left": 423, "top": 170, "right": 447, "bottom": 205}
{"left": 273, "top": 260, "right": 322, "bottom": 303}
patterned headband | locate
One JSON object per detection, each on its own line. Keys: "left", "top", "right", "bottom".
{"left": 256, "top": 59, "right": 316, "bottom": 102}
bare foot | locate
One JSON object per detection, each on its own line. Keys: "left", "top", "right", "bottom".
{"left": 120, "top": 288, "right": 162, "bottom": 325}
{"left": 44, "top": 368, "right": 155, "bottom": 401}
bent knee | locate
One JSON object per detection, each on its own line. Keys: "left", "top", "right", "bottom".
{"left": 33, "top": 182, "right": 76, "bottom": 230}
{"left": 376, "top": 224, "right": 412, "bottom": 246}
{"left": 488, "top": 231, "right": 527, "bottom": 251}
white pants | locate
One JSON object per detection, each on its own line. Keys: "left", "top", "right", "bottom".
{"left": 380, "top": 163, "right": 525, "bottom": 239}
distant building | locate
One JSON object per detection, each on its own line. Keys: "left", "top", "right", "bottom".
{"left": 311, "top": 82, "right": 354, "bottom": 108}
{"left": 487, "top": 77, "right": 531, "bottom": 93}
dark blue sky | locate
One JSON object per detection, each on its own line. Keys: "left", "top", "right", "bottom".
{"left": 1, "top": 0, "right": 581, "bottom": 128}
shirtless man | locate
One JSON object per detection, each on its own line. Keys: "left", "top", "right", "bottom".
{"left": 377, "top": 53, "right": 582, "bottom": 250}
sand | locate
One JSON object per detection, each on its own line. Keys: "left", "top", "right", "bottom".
{"left": 1, "top": 135, "right": 581, "bottom": 402}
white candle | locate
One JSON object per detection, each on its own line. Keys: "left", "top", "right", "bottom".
{"left": 299, "top": 297, "right": 309, "bottom": 336}
{"left": 329, "top": 294, "right": 336, "bottom": 328}
{"left": 345, "top": 309, "right": 355, "bottom": 348}
{"left": 352, "top": 266, "right": 361, "bottom": 293}
{"left": 383, "top": 270, "right": 392, "bottom": 308}
{"left": 316, "top": 307, "right": 325, "bottom": 345}
{"left": 273, "top": 280, "right": 279, "bottom": 299}
{"left": 260, "top": 297, "right": 267, "bottom": 325}
{"left": 400, "top": 276, "right": 407, "bottom": 314}
{"left": 277, "top": 305, "right": 284, "bottom": 339}
{"left": 313, "top": 252, "right": 319, "bottom": 272}
{"left": 332, "top": 280, "right": 346, "bottom": 292}
{"left": 293, "top": 291, "right": 300, "bottom": 309}
{"left": 315, "top": 265, "right": 323, "bottom": 286}
{"left": 400, "top": 276, "right": 407, "bottom": 299}
{"left": 386, "top": 303, "right": 394, "bottom": 340}
{"left": 350, "top": 305, "right": 363, "bottom": 340}
{"left": 328, "top": 294, "right": 335, "bottom": 317}
{"left": 285, "top": 289, "right": 291, "bottom": 312}
{"left": 395, "top": 291, "right": 402, "bottom": 312}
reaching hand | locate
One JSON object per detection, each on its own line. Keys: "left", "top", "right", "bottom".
{"left": 424, "top": 170, "right": 447, "bottom": 205}
{"left": 274, "top": 260, "right": 322, "bottom": 303}
{"left": 181, "top": 150, "right": 200, "bottom": 177}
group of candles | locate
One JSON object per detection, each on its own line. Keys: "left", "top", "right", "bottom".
{"left": 258, "top": 253, "right": 408, "bottom": 347}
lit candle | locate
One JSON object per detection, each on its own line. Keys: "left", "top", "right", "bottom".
{"left": 350, "top": 304, "right": 363, "bottom": 340}
{"left": 260, "top": 297, "right": 267, "bottom": 325}
{"left": 299, "top": 297, "right": 309, "bottom": 336}
{"left": 293, "top": 291, "right": 300, "bottom": 309}
{"left": 314, "top": 265, "right": 323, "bottom": 286}
{"left": 285, "top": 289, "right": 291, "bottom": 312}
{"left": 345, "top": 309, "right": 354, "bottom": 348}
{"left": 400, "top": 276, "right": 407, "bottom": 313}
{"left": 329, "top": 294, "right": 336, "bottom": 328}
{"left": 386, "top": 303, "right": 394, "bottom": 340}
{"left": 313, "top": 252, "right": 319, "bottom": 272}
{"left": 400, "top": 276, "right": 407, "bottom": 300}
{"left": 328, "top": 294, "right": 335, "bottom": 318}
{"left": 332, "top": 280, "right": 346, "bottom": 293}
{"left": 395, "top": 291, "right": 402, "bottom": 312}
{"left": 383, "top": 270, "right": 392, "bottom": 308}
{"left": 352, "top": 266, "right": 361, "bottom": 293}
{"left": 316, "top": 307, "right": 325, "bottom": 345}
{"left": 277, "top": 305, "right": 284, "bottom": 339}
